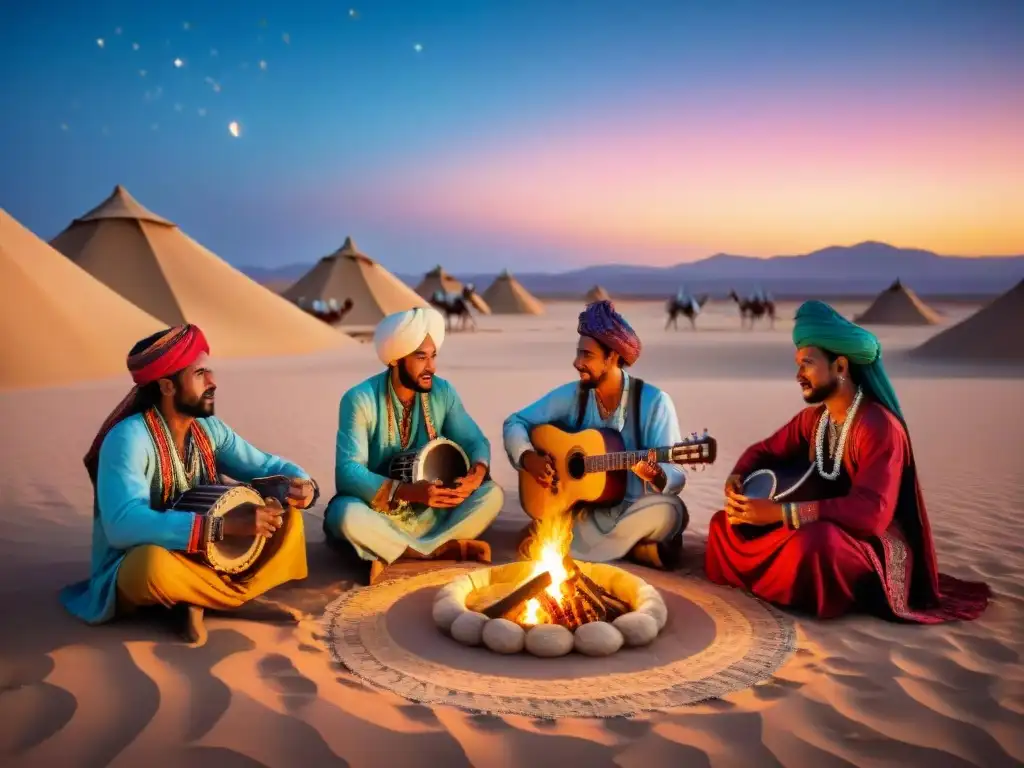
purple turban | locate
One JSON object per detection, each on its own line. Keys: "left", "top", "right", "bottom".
{"left": 578, "top": 300, "right": 642, "bottom": 366}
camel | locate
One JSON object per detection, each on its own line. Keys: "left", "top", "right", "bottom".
{"left": 296, "top": 297, "right": 354, "bottom": 325}
{"left": 729, "top": 289, "right": 775, "bottom": 329}
{"left": 665, "top": 294, "right": 710, "bottom": 330}
{"left": 430, "top": 286, "right": 481, "bottom": 331}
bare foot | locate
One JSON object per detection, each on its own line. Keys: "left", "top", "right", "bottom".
{"left": 183, "top": 605, "right": 208, "bottom": 645}
{"left": 369, "top": 559, "right": 386, "bottom": 585}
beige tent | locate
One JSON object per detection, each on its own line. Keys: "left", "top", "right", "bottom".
{"left": 283, "top": 236, "right": 426, "bottom": 326}
{"left": 585, "top": 285, "right": 610, "bottom": 302}
{"left": 50, "top": 186, "right": 351, "bottom": 358}
{"left": 910, "top": 279, "right": 1024, "bottom": 362}
{"left": 481, "top": 270, "right": 545, "bottom": 315}
{"left": 1, "top": 208, "right": 165, "bottom": 390}
{"left": 416, "top": 265, "right": 462, "bottom": 299}
{"left": 854, "top": 279, "right": 941, "bottom": 325}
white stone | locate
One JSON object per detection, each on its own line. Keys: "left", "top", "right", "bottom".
{"left": 436, "top": 578, "right": 472, "bottom": 604}
{"left": 525, "top": 624, "right": 574, "bottom": 657}
{"left": 432, "top": 596, "right": 466, "bottom": 633}
{"left": 636, "top": 597, "right": 668, "bottom": 631}
{"left": 612, "top": 611, "right": 659, "bottom": 647}
{"left": 482, "top": 618, "right": 526, "bottom": 654}
{"left": 573, "top": 621, "right": 623, "bottom": 657}
{"left": 636, "top": 584, "right": 662, "bottom": 604}
{"left": 450, "top": 611, "right": 489, "bottom": 646}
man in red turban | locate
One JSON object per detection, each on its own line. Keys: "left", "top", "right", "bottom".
{"left": 502, "top": 301, "right": 691, "bottom": 569}
{"left": 62, "top": 325, "right": 319, "bottom": 644}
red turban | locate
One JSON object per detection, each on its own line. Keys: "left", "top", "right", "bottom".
{"left": 84, "top": 325, "right": 210, "bottom": 484}
{"left": 578, "top": 300, "right": 642, "bottom": 366}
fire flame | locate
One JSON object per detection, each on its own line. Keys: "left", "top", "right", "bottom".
{"left": 520, "top": 513, "right": 573, "bottom": 625}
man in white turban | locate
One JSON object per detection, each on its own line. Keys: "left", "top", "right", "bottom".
{"left": 324, "top": 307, "right": 503, "bottom": 584}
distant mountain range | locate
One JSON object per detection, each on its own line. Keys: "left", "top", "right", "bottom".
{"left": 241, "top": 241, "right": 1024, "bottom": 298}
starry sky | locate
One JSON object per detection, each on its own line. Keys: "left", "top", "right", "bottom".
{"left": 1, "top": 0, "right": 1022, "bottom": 273}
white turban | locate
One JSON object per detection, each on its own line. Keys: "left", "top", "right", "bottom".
{"left": 374, "top": 307, "right": 446, "bottom": 366}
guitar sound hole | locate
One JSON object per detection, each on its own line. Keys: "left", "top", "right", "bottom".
{"left": 567, "top": 452, "right": 586, "bottom": 480}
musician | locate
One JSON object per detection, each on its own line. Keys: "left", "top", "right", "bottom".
{"left": 503, "top": 300, "right": 688, "bottom": 569}
{"left": 705, "top": 301, "right": 990, "bottom": 622}
{"left": 324, "top": 307, "right": 503, "bottom": 584}
{"left": 60, "top": 325, "right": 318, "bottom": 644}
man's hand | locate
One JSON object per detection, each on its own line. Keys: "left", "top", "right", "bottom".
{"left": 725, "top": 487, "right": 783, "bottom": 526}
{"left": 521, "top": 450, "right": 556, "bottom": 488}
{"left": 286, "top": 478, "right": 315, "bottom": 509}
{"left": 223, "top": 497, "right": 286, "bottom": 538}
{"left": 395, "top": 480, "right": 465, "bottom": 509}
{"left": 452, "top": 463, "right": 487, "bottom": 499}
{"left": 724, "top": 474, "right": 743, "bottom": 494}
{"left": 631, "top": 459, "right": 666, "bottom": 490}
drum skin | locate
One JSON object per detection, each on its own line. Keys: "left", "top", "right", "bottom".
{"left": 389, "top": 438, "right": 470, "bottom": 488}
{"left": 170, "top": 484, "right": 267, "bottom": 574}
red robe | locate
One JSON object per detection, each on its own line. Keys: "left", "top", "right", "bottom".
{"left": 705, "top": 401, "right": 990, "bottom": 622}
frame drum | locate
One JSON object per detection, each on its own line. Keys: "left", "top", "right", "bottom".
{"left": 388, "top": 437, "right": 470, "bottom": 488}
{"left": 170, "top": 484, "right": 267, "bottom": 574}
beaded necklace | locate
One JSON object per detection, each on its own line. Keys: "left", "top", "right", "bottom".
{"left": 814, "top": 387, "right": 864, "bottom": 481}
{"left": 384, "top": 375, "right": 437, "bottom": 448}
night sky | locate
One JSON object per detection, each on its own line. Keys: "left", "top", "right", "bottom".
{"left": 1, "top": 0, "right": 1021, "bottom": 273}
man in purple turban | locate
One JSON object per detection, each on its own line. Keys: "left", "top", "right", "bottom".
{"left": 502, "top": 300, "right": 690, "bottom": 569}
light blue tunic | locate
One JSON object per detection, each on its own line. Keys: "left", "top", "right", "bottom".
{"left": 502, "top": 372, "right": 687, "bottom": 508}
{"left": 60, "top": 414, "right": 309, "bottom": 625}
{"left": 325, "top": 371, "right": 500, "bottom": 561}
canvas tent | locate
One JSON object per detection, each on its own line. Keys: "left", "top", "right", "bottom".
{"left": 910, "top": 279, "right": 1023, "bottom": 362}
{"left": 854, "top": 279, "right": 941, "bottom": 325}
{"left": 50, "top": 185, "right": 351, "bottom": 357}
{"left": 585, "top": 285, "right": 610, "bottom": 302}
{"left": 283, "top": 237, "right": 426, "bottom": 326}
{"left": 0, "top": 207, "right": 165, "bottom": 390}
{"left": 481, "top": 270, "right": 545, "bottom": 315}
{"left": 416, "top": 265, "right": 462, "bottom": 299}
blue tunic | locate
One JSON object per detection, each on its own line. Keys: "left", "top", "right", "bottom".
{"left": 502, "top": 372, "right": 687, "bottom": 506}
{"left": 60, "top": 414, "right": 309, "bottom": 625}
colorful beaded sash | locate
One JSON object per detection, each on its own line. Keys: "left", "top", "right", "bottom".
{"left": 142, "top": 408, "right": 219, "bottom": 508}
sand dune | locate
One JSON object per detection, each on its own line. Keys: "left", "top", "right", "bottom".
{"left": 1, "top": 299, "right": 1022, "bottom": 767}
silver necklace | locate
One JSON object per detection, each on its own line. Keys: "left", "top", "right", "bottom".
{"left": 815, "top": 387, "right": 864, "bottom": 481}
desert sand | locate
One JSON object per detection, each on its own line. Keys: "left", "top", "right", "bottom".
{"left": 1, "top": 298, "right": 1022, "bottom": 767}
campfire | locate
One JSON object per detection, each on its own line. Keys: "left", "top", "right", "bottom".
{"left": 433, "top": 513, "right": 669, "bottom": 657}
{"left": 495, "top": 514, "right": 631, "bottom": 629}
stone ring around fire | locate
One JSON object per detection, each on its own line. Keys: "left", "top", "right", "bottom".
{"left": 432, "top": 560, "right": 668, "bottom": 658}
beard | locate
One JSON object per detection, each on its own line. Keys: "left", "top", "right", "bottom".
{"left": 578, "top": 367, "right": 607, "bottom": 390}
{"left": 175, "top": 387, "right": 216, "bottom": 417}
{"left": 800, "top": 377, "right": 838, "bottom": 404}
{"left": 398, "top": 361, "right": 433, "bottom": 392}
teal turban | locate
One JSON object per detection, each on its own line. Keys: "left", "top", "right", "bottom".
{"left": 792, "top": 300, "right": 905, "bottom": 423}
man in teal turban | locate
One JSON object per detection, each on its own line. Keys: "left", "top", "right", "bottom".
{"left": 704, "top": 301, "right": 990, "bottom": 623}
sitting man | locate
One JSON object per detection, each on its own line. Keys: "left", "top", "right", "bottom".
{"left": 503, "top": 300, "right": 689, "bottom": 569}
{"left": 705, "top": 301, "right": 990, "bottom": 622}
{"left": 61, "top": 325, "right": 318, "bottom": 644}
{"left": 324, "top": 306, "right": 504, "bottom": 584}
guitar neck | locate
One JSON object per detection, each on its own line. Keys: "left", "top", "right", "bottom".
{"left": 584, "top": 447, "right": 674, "bottom": 473}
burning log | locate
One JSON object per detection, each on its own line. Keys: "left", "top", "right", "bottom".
{"left": 563, "top": 557, "right": 631, "bottom": 621}
{"left": 477, "top": 570, "right": 553, "bottom": 620}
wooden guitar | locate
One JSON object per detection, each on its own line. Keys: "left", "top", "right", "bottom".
{"left": 518, "top": 424, "right": 718, "bottom": 520}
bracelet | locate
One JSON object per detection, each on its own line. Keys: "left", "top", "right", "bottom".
{"left": 307, "top": 478, "right": 321, "bottom": 509}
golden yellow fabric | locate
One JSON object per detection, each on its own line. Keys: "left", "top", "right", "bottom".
{"left": 116, "top": 508, "right": 307, "bottom": 612}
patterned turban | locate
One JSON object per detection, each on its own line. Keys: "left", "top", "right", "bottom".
{"left": 374, "top": 307, "right": 446, "bottom": 366}
{"left": 792, "top": 300, "right": 904, "bottom": 423}
{"left": 84, "top": 325, "right": 210, "bottom": 483}
{"left": 578, "top": 300, "right": 642, "bottom": 366}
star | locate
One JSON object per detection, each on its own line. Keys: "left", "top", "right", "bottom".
{"left": 173, "top": 57, "right": 184, "bottom": 68}
{"left": 132, "top": 42, "right": 140, "bottom": 51}
{"left": 198, "top": 107, "right": 207, "bottom": 117}
{"left": 174, "top": 102, "right": 183, "bottom": 112}
{"left": 114, "top": 27, "right": 122, "bottom": 35}
{"left": 139, "top": 69, "right": 147, "bottom": 78}
{"left": 183, "top": 21, "right": 191, "bottom": 31}
{"left": 259, "top": 59, "right": 268, "bottom": 71}
{"left": 349, "top": 8, "right": 359, "bottom": 19}
{"left": 413, "top": 43, "right": 423, "bottom": 53}
{"left": 96, "top": 38, "right": 105, "bottom": 48}
{"left": 228, "top": 120, "right": 241, "bottom": 137}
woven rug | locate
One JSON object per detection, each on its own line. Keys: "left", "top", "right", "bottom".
{"left": 322, "top": 563, "right": 796, "bottom": 718}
